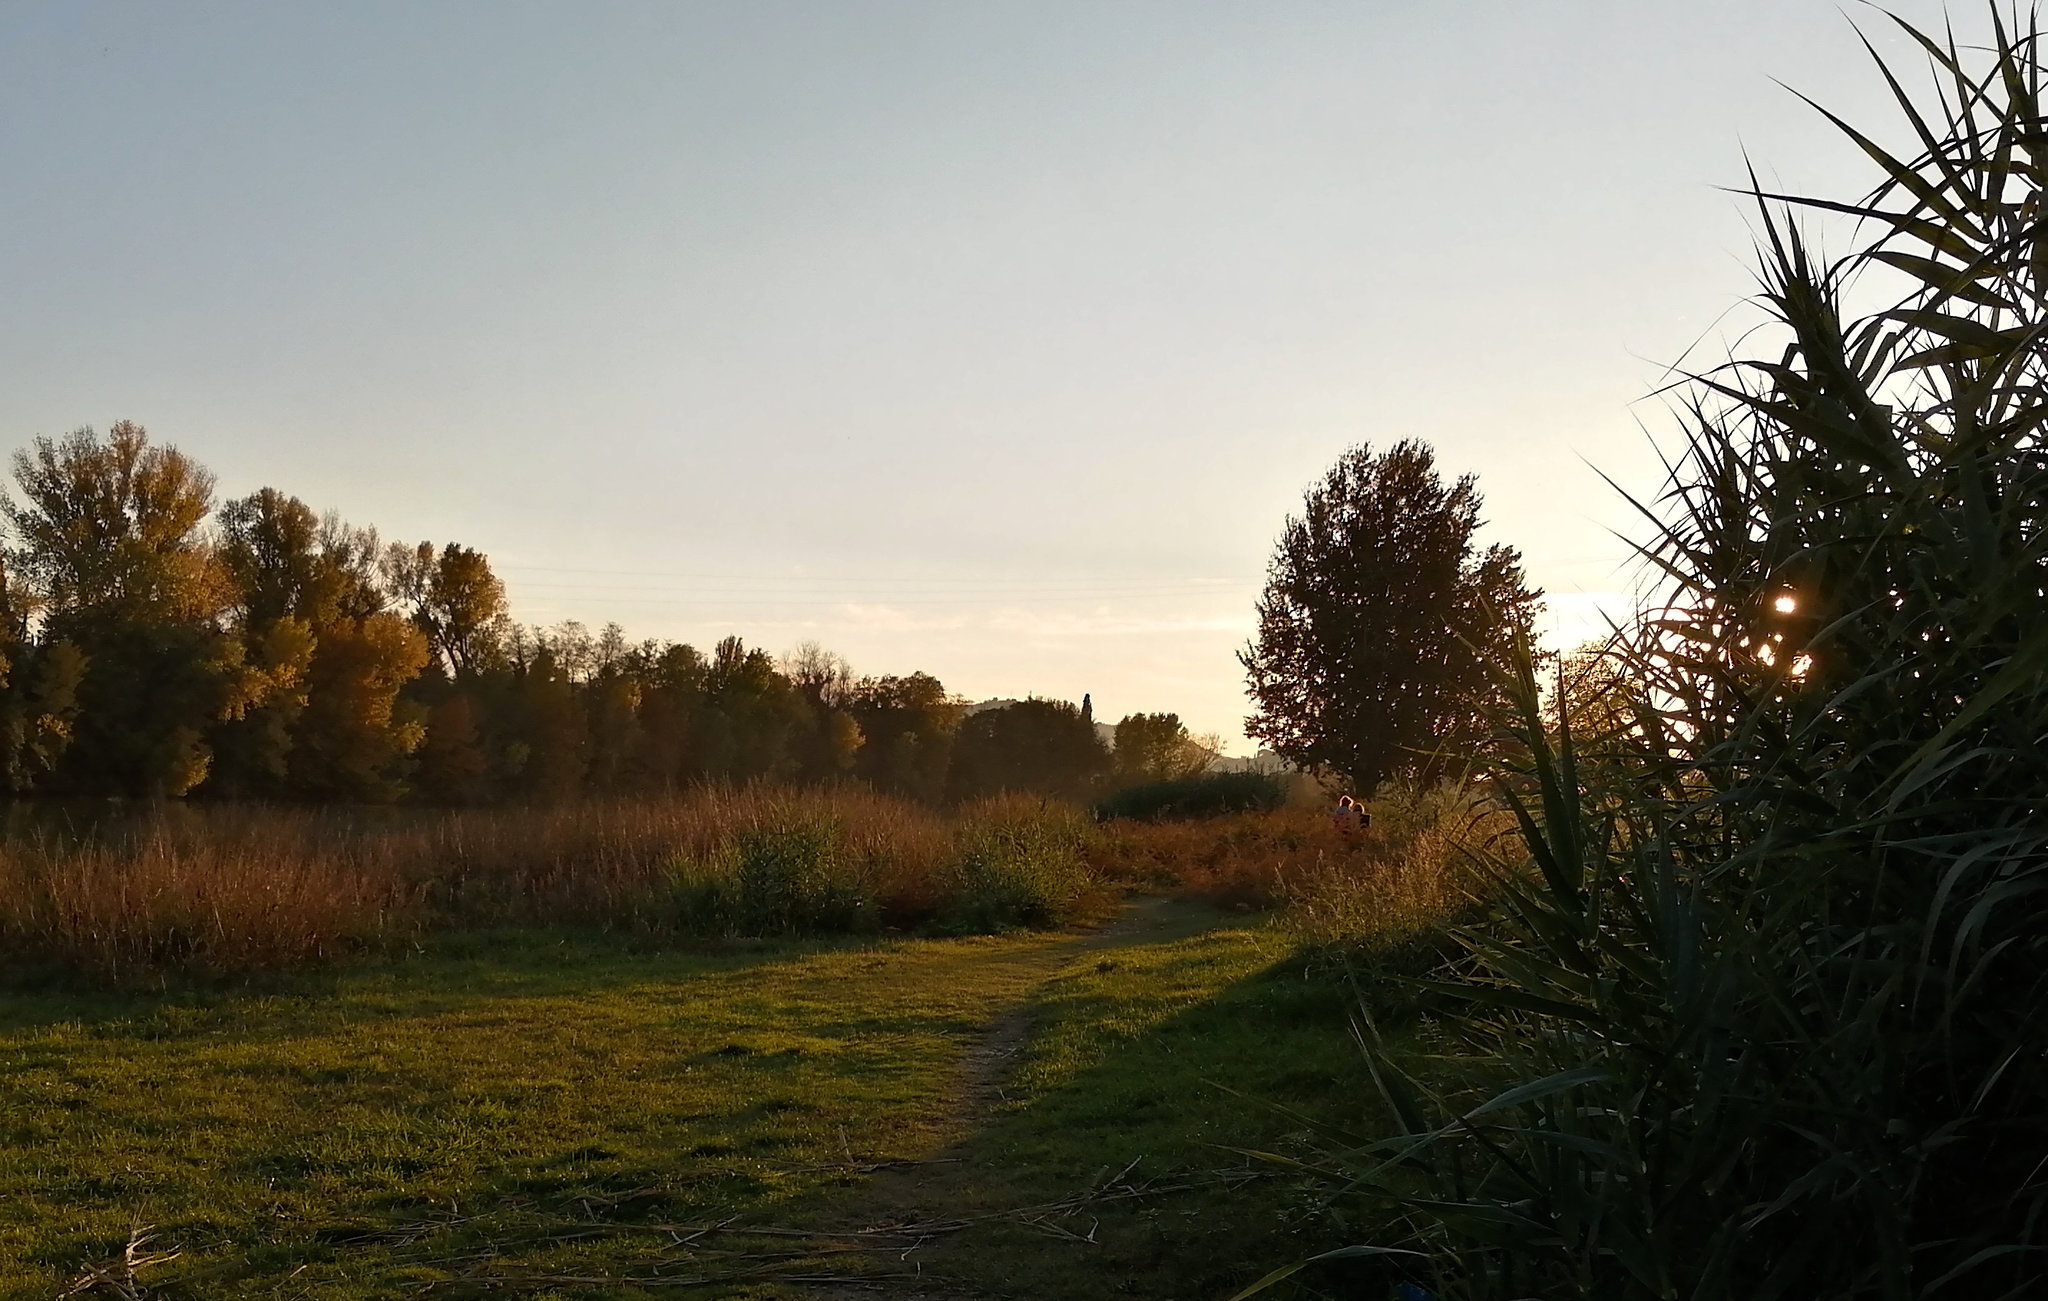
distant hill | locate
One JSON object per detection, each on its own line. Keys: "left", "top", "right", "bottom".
{"left": 1206, "top": 749, "right": 1292, "bottom": 776}
{"left": 961, "top": 698, "right": 1022, "bottom": 716}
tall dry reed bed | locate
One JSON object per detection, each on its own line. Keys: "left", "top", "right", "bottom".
{"left": 0, "top": 788, "right": 1100, "bottom": 984}
{"left": 0, "top": 821, "right": 412, "bottom": 983}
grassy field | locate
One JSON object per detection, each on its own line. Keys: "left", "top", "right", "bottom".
{"left": 1, "top": 900, "right": 1388, "bottom": 1299}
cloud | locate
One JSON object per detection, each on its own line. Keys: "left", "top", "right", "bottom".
{"left": 834, "top": 603, "right": 1254, "bottom": 640}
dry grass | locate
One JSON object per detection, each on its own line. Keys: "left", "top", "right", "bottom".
{"left": 416, "top": 785, "right": 955, "bottom": 930}
{"left": 1087, "top": 782, "right": 1495, "bottom": 943}
{"left": 0, "top": 787, "right": 1067, "bottom": 984}
{"left": 0, "top": 815, "right": 414, "bottom": 982}
{"left": 0, "top": 781, "right": 1491, "bottom": 985}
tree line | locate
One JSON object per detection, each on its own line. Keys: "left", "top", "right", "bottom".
{"left": 0, "top": 422, "right": 1212, "bottom": 805}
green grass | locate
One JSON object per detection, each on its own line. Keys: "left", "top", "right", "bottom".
{"left": 871, "top": 920, "right": 1391, "bottom": 1299}
{"left": 0, "top": 906, "right": 1381, "bottom": 1299}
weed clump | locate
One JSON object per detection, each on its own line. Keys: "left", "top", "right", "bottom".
{"left": 940, "top": 796, "right": 1097, "bottom": 931}
{"left": 669, "top": 821, "right": 877, "bottom": 938}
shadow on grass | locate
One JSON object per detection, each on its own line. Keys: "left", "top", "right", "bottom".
{"left": 3, "top": 911, "right": 1439, "bottom": 1300}
{"left": 364, "top": 917, "right": 1441, "bottom": 1301}
{"left": 469, "top": 917, "right": 1444, "bottom": 1300}
{"left": 818, "top": 935, "right": 1419, "bottom": 1301}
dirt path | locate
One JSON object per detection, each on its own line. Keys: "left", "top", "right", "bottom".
{"left": 791, "top": 897, "right": 1212, "bottom": 1299}
{"left": 954, "top": 899, "right": 1192, "bottom": 1124}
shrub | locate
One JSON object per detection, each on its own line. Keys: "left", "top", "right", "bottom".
{"left": 668, "top": 819, "right": 877, "bottom": 938}
{"left": 940, "top": 796, "right": 1097, "bottom": 931}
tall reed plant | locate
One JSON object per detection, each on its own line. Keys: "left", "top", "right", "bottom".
{"left": 1264, "top": 11, "right": 2048, "bottom": 1299}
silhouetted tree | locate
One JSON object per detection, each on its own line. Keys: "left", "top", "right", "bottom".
{"left": 949, "top": 698, "right": 1107, "bottom": 801}
{"left": 846, "top": 672, "right": 959, "bottom": 802}
{"left": 583, "top": 654, "right": 645, "bottom": 795}
{"left": 630, "top": 641, "right": 707, "bottom": 790}
{"left": 0, "top": 554, "right": 84, "bottom": 793}
{"left": 414, "top": 692, "right": 489, "bottom": 803}
{"left": 699, "top": 636, "right": 809, "bottom": 782}
{"left": 504, "top": 638, "right": 588, "bottom": 802}
{"left": 1110, "top": 712, "right": 1212, "bottom": 784}
{"left": 1241, "top": 439, "right": 1540, "bottom": 792}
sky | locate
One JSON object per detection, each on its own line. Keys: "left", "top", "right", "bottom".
{"left": 0, "top": 0, "right": 1962, "bottom": 750}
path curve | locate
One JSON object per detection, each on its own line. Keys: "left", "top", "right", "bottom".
{"left": 791, "top": 896, "right": 1204, "bottom": 1299}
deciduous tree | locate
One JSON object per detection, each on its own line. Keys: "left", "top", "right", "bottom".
{"left": 6, "top": 422, "right": 256, "bottom": 795}
{"left": 846, "top": 672, "right": 957, "bottom": 801}
{"left": 1110, "top": 712, "right": 1214, "bottom": 784}
{"left": 1241, "top": 439, "right": 1539, "bottom": 792}
{"left": 386, "top": 541, "right": 507, "bottom": 679}
{"left": 949, "top": 698, "right": 1107, "bottom": 801}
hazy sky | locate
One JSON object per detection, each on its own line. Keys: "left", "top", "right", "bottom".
{"left": 0, "top": 1, "right": 1957, "bottom": 748}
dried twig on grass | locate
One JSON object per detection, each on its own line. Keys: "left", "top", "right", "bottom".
{"left": 56, "top": 1224, "right": 181, "bottom": 1300}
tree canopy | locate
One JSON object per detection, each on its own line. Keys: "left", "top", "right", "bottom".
{"left": 1110, "top": 711, "right": 1212, "bottom": 784}
{"left": 0, "top": 422, "right": 1186, "bottom": 807}
{"left": 1240, "top": 438, "right": 1539, "bottom": 792}
{"left": 948, "top": 698, "right": 1107, "bottom": 802}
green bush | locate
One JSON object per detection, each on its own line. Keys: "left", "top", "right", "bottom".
{"left": 668, "top": 820, "right": 875, "bottom": 937}
{"left": 664, "top": 799, "right": 1101, "bottom": 938}
{"left": 941, "top": 798, "right": 1095, "bottom": 931}
{"left": 1093, "top": 772, "right": 1285, "bottom": 822}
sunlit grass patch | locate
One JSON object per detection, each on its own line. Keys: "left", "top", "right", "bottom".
{"left": 0, "top": 928, "right": 1074, "bottom": 1298}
